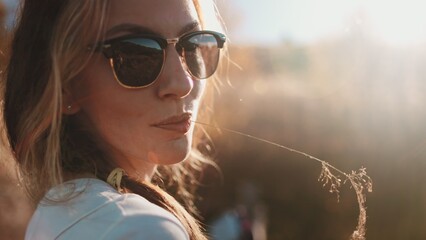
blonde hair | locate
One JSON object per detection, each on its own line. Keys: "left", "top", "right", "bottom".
{"left": 3, "top": 0, "right": 226, "bottom": 239}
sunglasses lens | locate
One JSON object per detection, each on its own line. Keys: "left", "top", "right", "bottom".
{"left": 111, "top": 38, "right": 163, "bottom": 87}
{"left": 182, "top": 33, "right": 221, "bottom": 79}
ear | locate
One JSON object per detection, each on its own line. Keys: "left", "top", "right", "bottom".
{"left": 62, "top": 89, "right": 81, "bottom": 115}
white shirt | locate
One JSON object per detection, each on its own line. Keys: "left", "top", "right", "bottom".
{"left": 25, "top": 178, "right": 189, "bottom": 240}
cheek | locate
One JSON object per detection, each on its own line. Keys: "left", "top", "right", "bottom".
{"left": 191, "top": 80, "right": 207, "bottom": 115}
{"left": 74, "top": 87, "right": 155, "bottom": 163}
{"left": 70, "top": 56, "right": 113, "bottom": 104}
{"left": 72, "top": 56, "right": 146, "bottom": 119}
{"left": 71, "top": 59, "right": 150, "bottom": 146}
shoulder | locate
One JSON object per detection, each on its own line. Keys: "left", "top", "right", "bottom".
{"left": 101, "top": 189, "right": 189, "bottom": 239}
{"left": 25, "top": 178, "right": 189, "bottom": 240}
{"left": 103, "top": 210, "right": 189, "bottom": 239}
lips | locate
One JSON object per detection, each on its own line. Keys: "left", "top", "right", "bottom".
{"left": 152, "top": 113, "right": 192, "bottom": 133}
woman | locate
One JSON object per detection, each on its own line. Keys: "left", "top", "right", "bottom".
{"left": 2, "top": 0, "right": 226, "bottom": 239}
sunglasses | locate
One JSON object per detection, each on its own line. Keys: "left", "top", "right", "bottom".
{"left": 93, "top": 30, "right": 226, "bottom": 89}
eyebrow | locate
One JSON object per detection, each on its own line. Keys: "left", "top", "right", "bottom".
{"left": 106, "top": 21, "right": 201, "bottom": 38}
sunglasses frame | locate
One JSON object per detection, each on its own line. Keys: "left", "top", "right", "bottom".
{"left": 92, "top": 30, "right": 226, "bottom": 89}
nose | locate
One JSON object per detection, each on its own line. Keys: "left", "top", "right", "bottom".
{"left": 157, "top": 44, "right": 193, "bottom": 99}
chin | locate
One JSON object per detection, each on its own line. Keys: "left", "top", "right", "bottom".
{"left": 166, "top": 150, "right": 191, "bottom": 165}
{"left": 149, "top": 138, "right": 192, "bottom": 165}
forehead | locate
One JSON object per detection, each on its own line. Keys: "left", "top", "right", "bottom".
{"left": 107, "top": 0, "right": 199, "bottom": 37}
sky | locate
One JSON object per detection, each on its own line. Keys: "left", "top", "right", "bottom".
{"left": 3, "top": 0, "right": 426, "bottom": 47}
{"left": 225, "top": 0, "right": 426, "bottom": 46}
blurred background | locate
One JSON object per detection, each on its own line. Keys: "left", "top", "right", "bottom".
{"left": 1, "top": 0, "right": 426, "bottom": 239}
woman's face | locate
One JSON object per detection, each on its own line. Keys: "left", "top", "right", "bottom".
{"left": 70, "top": 0, "right": 206, "bottom": 178}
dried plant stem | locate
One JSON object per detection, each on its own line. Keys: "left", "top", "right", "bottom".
{"left": 194, "top": 121, "right": 373, "bottom": 240}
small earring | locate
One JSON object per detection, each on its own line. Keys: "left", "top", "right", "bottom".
{"left": 67, "top": 105, "right": 72, "bottom": 111}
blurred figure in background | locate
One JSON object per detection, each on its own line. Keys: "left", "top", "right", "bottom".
{"left": 209, "top": 181, "right": 267, "bottom": 240}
